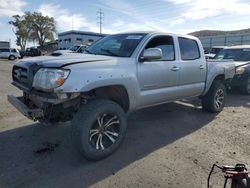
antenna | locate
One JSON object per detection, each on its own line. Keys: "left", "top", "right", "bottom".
{"left": 97, "top": 9, "right": 104, "bottom": 34}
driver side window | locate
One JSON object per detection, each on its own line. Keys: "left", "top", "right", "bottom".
{"left": 145, "top": 36, "right": 175, "bottom": 61}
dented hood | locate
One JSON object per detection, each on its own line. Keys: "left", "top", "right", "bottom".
{"left": 15, "top": 54, "right": 114, "bottom": 68}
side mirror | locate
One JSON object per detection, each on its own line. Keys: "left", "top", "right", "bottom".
{"left": 140, "top": 48, "right": 162, "bottom": 62}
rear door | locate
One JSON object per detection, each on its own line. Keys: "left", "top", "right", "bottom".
{"left": 177, "top": 37, "right": 207, "bottom": 98}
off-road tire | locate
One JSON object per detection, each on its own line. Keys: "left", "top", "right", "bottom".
{"left": 202, "top": 80, "right": 226, "bottom": 113}
{"left": 71, "top": 99, "right": 127, "bottom": 161}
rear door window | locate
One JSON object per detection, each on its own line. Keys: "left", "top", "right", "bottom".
{"left": 178, "top": 37, "right": 200, "bottom": 60}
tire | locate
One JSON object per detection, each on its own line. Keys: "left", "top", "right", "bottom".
{"left": 8, "top": 55, "right": 15, "bottom": 60}
{"left": 202, "top": 80, "right": 226, "bottom": 113}
{"left": 71, "top": 99, "right": 127, "bottom": 161}
{"left": 240, "top": 76, "right": 250, "bottom": 95}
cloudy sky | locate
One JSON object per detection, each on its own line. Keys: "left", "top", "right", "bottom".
{"left": 1, "top": 0, "right": 250, "bottom": 47}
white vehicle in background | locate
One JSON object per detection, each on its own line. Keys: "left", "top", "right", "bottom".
{"left": 51, "top": 45, "right": 89, "bottom": 56}
{"left": 205, "top": 46, "right": 225, "bottom": 59}
{"left": 213, "top": 45, "right": 250, "bottom": 94}
{"left": 0, "top": 48, "right": 20, "bottom": 60}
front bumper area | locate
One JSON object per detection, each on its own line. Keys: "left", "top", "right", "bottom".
{"left": 231, "top": 74, "right": 249, "bottom": 87}
{"left": 8, "top": 95, "right": 44, "bottom": 120}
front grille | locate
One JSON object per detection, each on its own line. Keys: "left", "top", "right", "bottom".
{"left": 12, "top": 65, "right": 30, "bottom": 88}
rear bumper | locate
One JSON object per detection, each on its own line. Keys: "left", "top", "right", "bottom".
{"left": 7, "top": 95, "right": 44, "bottom": 120}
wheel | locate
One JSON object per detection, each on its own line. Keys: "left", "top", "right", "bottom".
{"left": 202, "top": 80, "right": 226, "bottom": 113}
{"left": 8, "top": 55, "right": 15, "bottom": 60}
{"left": 240, "top": 76, "right": 250, "bottom": 95}
{"left": 71, "top": 99, "right": 127, "bottom": 161}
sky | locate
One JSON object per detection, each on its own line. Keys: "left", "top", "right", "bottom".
{"left": 1, "top": 0, "right": 250, "bottom": 48}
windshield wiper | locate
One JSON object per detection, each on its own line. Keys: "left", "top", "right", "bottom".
{"left": 100, "top": 48, "right": 118, "bottom": 56}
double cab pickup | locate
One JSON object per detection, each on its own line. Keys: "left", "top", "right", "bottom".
{"left": 8, "top": 32, "right": 235, "bottom": 160}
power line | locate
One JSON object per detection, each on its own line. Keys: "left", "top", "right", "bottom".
{"left": 97, "top": 9, "right": 104, "bottom": 34}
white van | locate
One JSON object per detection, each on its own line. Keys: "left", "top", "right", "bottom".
{"left": 0, "top": 48, "right": 20, "bottom": 60}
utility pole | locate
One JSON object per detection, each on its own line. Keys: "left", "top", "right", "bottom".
{"left": 72, "top": 14, "right": 74, "bottom": 31}
{"left": 97, "top": 9, "right": 104, "bottom": 34}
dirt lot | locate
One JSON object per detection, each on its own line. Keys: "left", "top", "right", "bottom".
{"left": 0, "top": 59, "right": 249, "bottom": 188}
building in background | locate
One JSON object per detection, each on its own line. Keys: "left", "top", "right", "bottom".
{"left": 0, "top": 41, "right": 10, "bottom": 48}
{"left": 199, "top": 33, "right": 250, "bottom": 49}
{"left": 58, "top": 30, "right": 107, "bottom": 50}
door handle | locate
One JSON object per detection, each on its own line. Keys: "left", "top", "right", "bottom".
{"left": 171, "top": 66, "right": 180, "bottom": 71}
{"left": 199, "top": 65, "right": 205, "bottom": 69}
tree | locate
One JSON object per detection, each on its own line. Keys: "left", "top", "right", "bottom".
{"left": 9, "top": 15, "right": 31, "bottom": 50}
{"left": 9, "top": 12, "right": 56, "bottom": 50}
{"left": 29, "top": 12, "right": 56, "bottom": 49}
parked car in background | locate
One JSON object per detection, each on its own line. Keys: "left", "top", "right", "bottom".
{"left": 69, "top": 44, "right": 89, "bottom": 53}
{"left": 19, "top": 47, "right": 43, "bottom": 59}
{"left": 213, "top": 45, "right": 250, "bottom": 94}
{"left": 19, "top": 50, "right": 26, "bottom": 59}
{"left": 205, "top": 46, "right": 225, "bottom": 59}
{"left": 51, "top": 44, "right": 89, "bottom": 56}
{"left": 0, "top": 48, "right": 20, "bottom": 60}
{"left": 25, "top": 48, "right": 42, "bottom": 57}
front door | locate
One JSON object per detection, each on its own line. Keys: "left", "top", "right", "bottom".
{"left": 137, "top": 35, "right": 180, "bottom": 108}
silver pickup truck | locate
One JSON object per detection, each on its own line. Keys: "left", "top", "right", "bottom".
{"left": 8, "top": 32, "right": 235, "bottom": 160}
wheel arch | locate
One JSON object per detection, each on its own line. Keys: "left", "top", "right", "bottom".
{"left": 82, "top": 85, "right": 130, "bottom": 112}
{"left": 203, "top": 74, "right": 226, "bottom": 95}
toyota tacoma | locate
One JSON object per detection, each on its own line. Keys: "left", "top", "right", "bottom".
{"left": 8, "top": 32, "right": 235, "bottom": 160}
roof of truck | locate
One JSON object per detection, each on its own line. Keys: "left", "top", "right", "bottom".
{"left": 114, "top": 31, "right": 198, "bottom": 40}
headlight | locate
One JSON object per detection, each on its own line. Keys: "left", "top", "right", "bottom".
{"left": 32, "top": 68, "right": 70, "bottom": 91}
{"left": 235, "top": 67, "right": 245, "bottom": 75}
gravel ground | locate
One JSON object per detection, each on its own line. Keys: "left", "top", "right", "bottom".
{"left": 0, "top": 59, "right": 249, "bottom": 188}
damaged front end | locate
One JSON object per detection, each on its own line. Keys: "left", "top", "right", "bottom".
{"left": 8, "top": 62, "right": 79, "bottom": 123}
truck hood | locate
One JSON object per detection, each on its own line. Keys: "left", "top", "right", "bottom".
{"left": 233, "top": 61, "right": 250, "bottom": 68}
{"left": 16, "top": 54, "right": 114, "bottom": 68}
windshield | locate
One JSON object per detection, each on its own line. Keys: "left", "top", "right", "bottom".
{"left": 214, "top": 48, "right": 250, "bottom": 61}
{"left": 85, "top": 34, "right": 146, "bottom": 57}
{"left": 210, "top": 47, "right": 223, "bottom": 54}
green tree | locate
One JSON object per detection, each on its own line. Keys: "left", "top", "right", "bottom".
{"left": 29, "top": 12, "right": 56, "bottom": 49}
{"left": 9, "top": 12, "right": 56, "bottom": 50}
{"left": 9, "top": 15, "right": 31, "bottom": 50}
